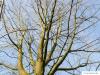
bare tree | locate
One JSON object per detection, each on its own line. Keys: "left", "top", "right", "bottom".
{"left": 0, "top": 0, "right": 100, "bottom": 75}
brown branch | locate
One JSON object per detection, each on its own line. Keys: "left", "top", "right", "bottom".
{"left": 57, "top": 64, "right": 87, "bottom": 71}
{"left": 48, "top": 1, "right": 76, "bottom": 74}
{"left": 43, "top": 0, "right": 58, "bottom": 65}
{"left": 0, "top": 62, "right": 17, "bottom": 70}
{"left": 0, "top": 0, "right": 4, "bottom": 20}
{"left": 28, "top": 37, "right": 35, "bottom": 71}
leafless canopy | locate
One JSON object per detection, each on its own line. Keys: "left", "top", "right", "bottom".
{"left": 0, "top": 0, "right": 100, "bottom": 75}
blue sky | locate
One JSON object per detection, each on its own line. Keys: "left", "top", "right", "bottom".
{"left": 0, "top": 0, "right": 100, "bottom": 75}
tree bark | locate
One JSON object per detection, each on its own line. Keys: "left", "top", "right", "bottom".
{"left": 35, "top": 59, "right": 43, "bottom": 75}
{"left": 35, "top": 31, "right": 44, "bottom": 75}
{"left": 18, "top": 48, "right": 28, "bottom": 75}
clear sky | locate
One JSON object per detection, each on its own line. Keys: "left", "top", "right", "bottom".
{"left": 0, "top": 0, "right": 100, "bottom": 75}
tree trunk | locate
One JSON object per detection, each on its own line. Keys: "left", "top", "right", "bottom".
{"left": 34, "top": 30, "right": 44, "bottom": 75}
{"left": 18, "top": 48, "right": 28, "bottom": 75}
{"left": 35, "top": 59, "right": 44, "bottom": 75}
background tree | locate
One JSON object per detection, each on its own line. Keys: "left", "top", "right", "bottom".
{"left": 0, "top": 0, "right": 100, "bottom": 75}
